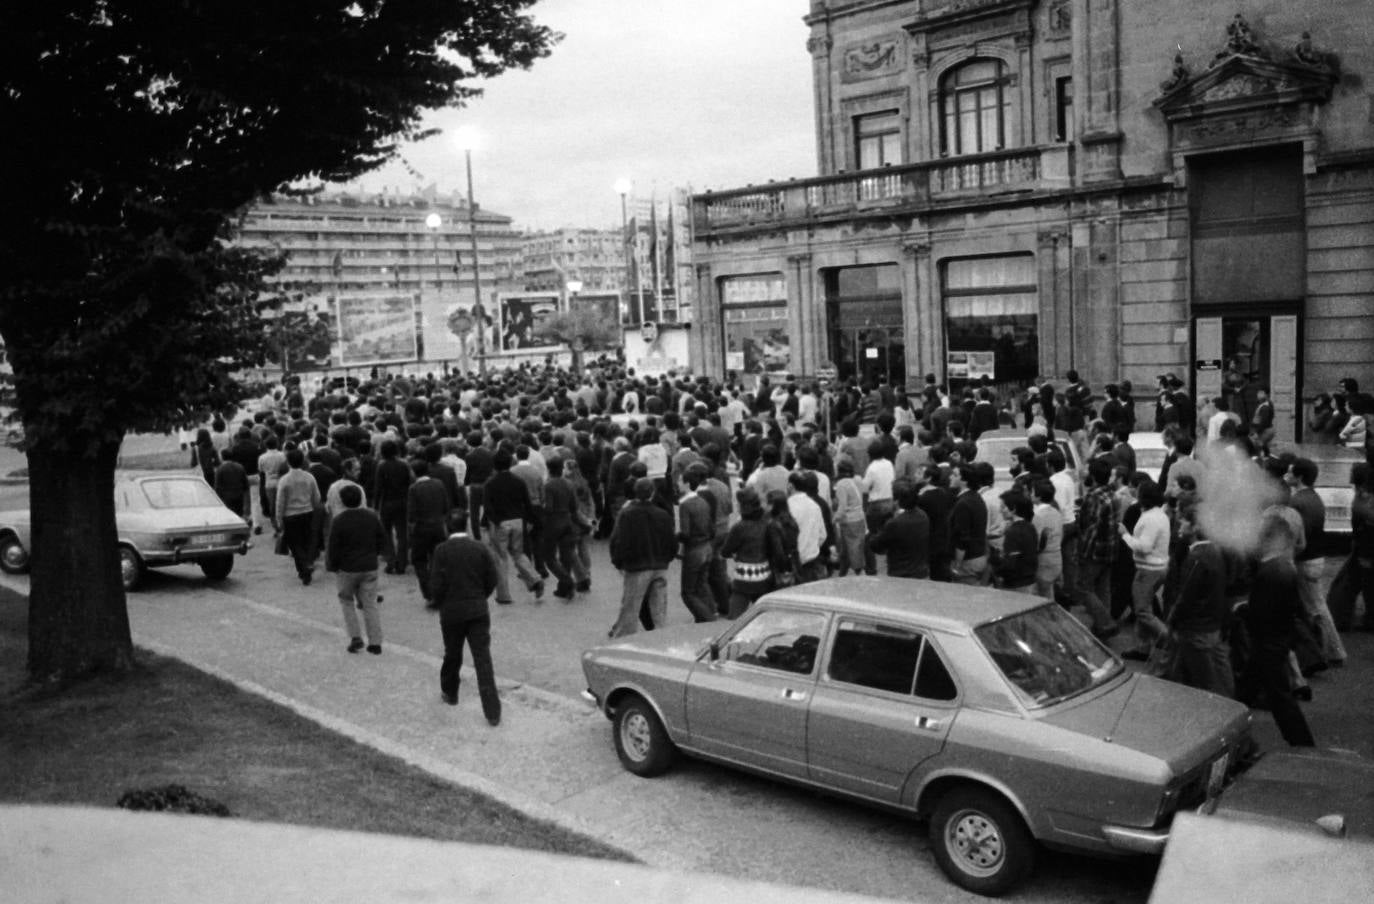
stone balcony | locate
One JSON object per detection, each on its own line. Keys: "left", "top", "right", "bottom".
{"left": 693, "top": 145, "right": 1073, "bottom": 235}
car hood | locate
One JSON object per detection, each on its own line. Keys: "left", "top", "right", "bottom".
{"left": 1211, "top": 748, "right": 1374, "bottom": 839}
{"left": 593, "top": 622, "right": 725, "bottom": 662}
{"left": 1040, "top": 673, "right": 1249, "bottom": 771}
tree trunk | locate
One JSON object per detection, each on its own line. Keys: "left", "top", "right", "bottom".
{"left": 26, "top": 436, "right": 135, "bottom": 683}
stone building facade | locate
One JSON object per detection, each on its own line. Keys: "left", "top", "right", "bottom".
{"left": 688, "top": 0, "right": 1374, "bottom": 442}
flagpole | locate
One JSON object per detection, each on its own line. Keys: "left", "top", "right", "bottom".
{"left": 650, "top": 194, "right": 661, "bottom": 323}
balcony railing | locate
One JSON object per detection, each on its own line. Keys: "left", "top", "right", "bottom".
{"left": 695, "top": 145, "right": 1071, "bottom": 232}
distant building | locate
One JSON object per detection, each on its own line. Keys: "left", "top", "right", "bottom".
{"left": 519, "top": 228, "right": 627, "bottom": 294}
{"left": 235, "top": 187, "right": 521, "bottom": 369}
{"left": 689, "top": 1, "right": 1374, "bottom": 443}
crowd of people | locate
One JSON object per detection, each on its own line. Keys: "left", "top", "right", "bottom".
{"left": 184, "top": 359, "right": 1372, "bottom": 740}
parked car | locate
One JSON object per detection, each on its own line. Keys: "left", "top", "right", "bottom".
{"left": 1201, "top": 746, "right": 1374, "bottom": 840}
{"left": 974, "top": 429, "right": 1082, "bottom": 494}
{"left": 0, "top": 472, "right": 252, "bottom": 591}
{"left": 1270, "top": 442, "right": 1365, "bottom": 538}
{"left": 1128, "top": 432, "right": 1170, "bottom": 483}
{"left": 581, "top": 577, "right": 1253, "bottom": 895}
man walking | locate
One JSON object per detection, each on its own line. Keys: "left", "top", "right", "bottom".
{"left": 482, "top": 448, "right": 544, "bottom": 604}
{"left": 1073, "top": 458, "right": 1122, "bottom": 637}
{"left": 373, "top": 440, "right": 413, "bottom": 574}
{"left": 949, "top": 464, "right": 989, "bottom": 585}
{"left": 407, "top": 459, "right": 451, "bottom": 605}
{"left": 276, "top": 448, "right": 321, "bottom": 585}
{"left": 676, "top": 463, "right": 718, "bottom": 622}
{"left": 868, "top": 479, "right": 930, "bottom": 579}
{"left": 1286, "top": 457, "right": 1346, "bottom": 667}
{"left": 325, "top": 485, "right": 386, "bottom": 655}
{"left": 429, "top": 524, "right": 503, "bottom": 726}
{"left": 609, "top": 478, "right": 676, "bottom": 638}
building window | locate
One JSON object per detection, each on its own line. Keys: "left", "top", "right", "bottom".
{"left": 855, "top": 111, "right": 901, "bottom": 170}
{"left": 942, "top": 255, "right": 1038, "bottom": 386}
{"left": 1054, "top": 76, "right": 1073, "bottom": 143}
{"left": 721, "top": 274, "right": 789, "bottom": 377}
{"left": 939, "top": 59, "right": 1011, "bottom": 156}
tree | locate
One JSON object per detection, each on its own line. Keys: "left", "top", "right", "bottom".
{"left": 0, "top": 2, "right": 557, "bottom": 684}
{"left": 542, "top": 308, "right": 623, "bottom": 373}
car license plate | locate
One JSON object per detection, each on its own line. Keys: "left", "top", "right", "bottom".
{"left": 194, "top": 533, "right": 231, "bottom": 547}
{"left": 1207, "top": 752, "right": 1229, "bottom": 798}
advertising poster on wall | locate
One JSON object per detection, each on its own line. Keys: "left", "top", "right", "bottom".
{"left": 569, "top": 292, "right": 622, "bottom": 349}
{"left": 498, "top": 293, "right": 560, "bottom": 350}
{"left": 337, "top": 294, "right": 417, "bottom": 366}
{"left": 723, "top": 306, "right": 790, "bottom": 375}
{"left": 946, "top": 350, "right": 996, "bottom": 381}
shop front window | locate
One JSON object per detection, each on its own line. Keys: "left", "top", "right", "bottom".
{"left": 721, "top": 274, "right": 790, "bottom": 378}
{"left": 943, "top": 256, "right": 1037, "bottom": 387}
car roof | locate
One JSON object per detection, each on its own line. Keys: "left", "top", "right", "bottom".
{"left": 1128, "top": 431, "right": 1167, "bottom": 449}
{"left": 763, "top": 576, "right": 1045, "bottom": 635}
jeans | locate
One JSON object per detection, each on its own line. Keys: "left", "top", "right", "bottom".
{"left": 1034, "top": 559, "right": 1063, "bottom": 600}
{"left": 379, "top": 503, "right": 407, "bottom": 569}
{"left": 1327, "top": 555, "right": 1374, "bottom": 631}
{"left": 1239, "top": 644, "right": 1315, "bottom": 746}
{"left": 709, "top": 534, "right": 731, "bottom": 615}
{"left": 1296, "top": 557, "right": 1346, "bottom": 662}
{"left": 679, "top": 542, "right": 717, "bottom": 622}
{"left": 439, "top": 613, "right": 501, "bottom": 722}
{"left": 1074, "top": 559, "right": 1117, "bottom": 632}
{"left": 573, "top": 531, "right": 592, "bottom": 585}
{"left": 336, "top": 570, "right": 382, "bottom": 644}
{"left": 951, "top": 554, "right": 988, "bottom": 586}
{"left": 836, "top": 519, "right": 867, "bottom": 576}
{"left": 282, "top": 511, "right": 315, "bottom": 580}
{"left": 489, "top": 519, "right": 540, "bottom": 602}
{"left": 1131, "top": 567, "right": 1170, "bottom": 647}
{"left": 863, "top": 499, "right": 896, "bottom": 575}
{"left": 612, "top": 569, "right": 668, "bottom": 638}
{"left": 1166, "top": 629, "right": 1233, "bottom": 698}
{"left": 540, "top": 519, "right": 578, "bottom": 592}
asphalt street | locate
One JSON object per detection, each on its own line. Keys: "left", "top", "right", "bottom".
{"left": 2, "top": 437, "right": 1372, "bottom": 903}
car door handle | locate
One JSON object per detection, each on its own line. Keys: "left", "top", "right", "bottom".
{"left": 780, "top": 688, "right": 808, "bottom": 702}
{"left": 915, "top": 716, "right": 942, "bottom": 731}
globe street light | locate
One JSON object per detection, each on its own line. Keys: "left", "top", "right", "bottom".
{"left": 614, "top": 178, "right": 635, "bottom": 324}
{"left": 454, "top": 127, "right": 487, "bottom": 376}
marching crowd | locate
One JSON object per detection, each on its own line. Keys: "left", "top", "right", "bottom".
{"left": 188, "top": 360, "right": 1373, "bottom": 739}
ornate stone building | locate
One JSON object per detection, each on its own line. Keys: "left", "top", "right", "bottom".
{"left": 689, "top": 1, "right": 1373, "bottom": 442}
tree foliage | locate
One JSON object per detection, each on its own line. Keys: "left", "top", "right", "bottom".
{"left": 0, "top": 1, "right": 557, "bottom": 682}
{"left": 542, "top": 307, "right": 623, "bottom": 371}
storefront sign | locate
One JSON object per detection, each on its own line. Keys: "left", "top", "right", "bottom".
{"left": 1195, "top": 358, "right": 1222, "bottom": 371}
{"left": 946, "top": 350, "right": 996, "bottom": 380}
{"left": 721, "top": 274, "right": 787, "bottom": 306}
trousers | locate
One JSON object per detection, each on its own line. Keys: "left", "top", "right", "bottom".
{"left": 335, "top": 570, "right": 382, "bottom": 644}
{"left": 439, "top": 613, "right": 500, "bottom": 722}
{"left": 612, "top": 569, "right": 668, "bottom": 638}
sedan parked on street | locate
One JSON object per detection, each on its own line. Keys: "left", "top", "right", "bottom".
{"left": 1271, "top": 442, "right": 1365, "bottom": 538}
{"left": 582, "top": 577, "right": 1253, "bottom": 896}
{"left": 974, "top": 429, "right": 1082, "bottom": 495}
{"left": 0, "top": 472, "right": 252, "bottom": 591}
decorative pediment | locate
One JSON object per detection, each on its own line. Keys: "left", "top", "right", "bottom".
{"left": 1155, "top": 15, "right": 1338, "bottom": 120}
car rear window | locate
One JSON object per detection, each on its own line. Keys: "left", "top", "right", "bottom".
{"left": 139, "top": 479, "right": 223, "bottom": 509}
{"left": 975, "top": 603, "right": 1120, "bottom": 706}
{"left": 827, "top": 619, "right": 957, "bottom": 700}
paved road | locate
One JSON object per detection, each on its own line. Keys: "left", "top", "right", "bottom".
{"left": 3, "top": 435, "right": 1371, "bottom": 902}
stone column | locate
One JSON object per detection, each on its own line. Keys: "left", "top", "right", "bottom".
{"left": 902, "top": 239, "right": 935, "bottom": 386}
{"left": 692, "top": 263, "right": 720, "bottom": 378}
{"left": 787, "top": 253, "right": 817, "bottom": 375}
{"left": 1037, "top": 229, "right": 1073, "bottom": 377}
{"left": 808, "top": 34, "right": 836, "bottom": 174}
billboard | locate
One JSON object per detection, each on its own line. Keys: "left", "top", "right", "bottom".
{"left": 569, "top": 292, "right": 622, "bottom": 349}
{"left": 337, "top": 294, "right": 418, "bottom": 366}
{"left": 498, "top": 292, "right": 560, "bottom": 350}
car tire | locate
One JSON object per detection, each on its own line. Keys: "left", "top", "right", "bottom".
{"left": 0, "top": 533, "right": 30, "bottom": 574}
{"left": 119, "top": 546, "right": 145, "bottom": 593}
{"left": 612, "top": 695, "right": 676, "bottom": 777}
{"left": 929, "top": 786, "right": 1035, "bottom": 897}
{"left": 199, "top": 554, "right": 234, "bottom": 582}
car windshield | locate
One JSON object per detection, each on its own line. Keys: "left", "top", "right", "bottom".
{"left": 139, "top": 478, "right": 222, "bottom": 509}
{"left": 975, "top": 603, "right": 1122, "bottom": 706}
{"left": 977, "top": 441, "right": 1017, "bottom": 470}
{"left": 1134, "top": 448, "right": 1167, "bottom": 471}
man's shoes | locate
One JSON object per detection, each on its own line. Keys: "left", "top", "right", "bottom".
{"left": 496, "top": 599, "right": 514, "bottom": 605}
{"left": 553, "top": 584, "right": 574, "bottom": 600}
{"left": 1121, "top": 649, "right": 1151, "bottom": 662}
{"left": 301, "top": 573, "right": 312, "bottom": 586}
{"left": 486, "top": 713, "right": 501, "bottom": 727}
{"left": 441, "top": 692, "right": 457, "bottom": 706}
{"left": 347, "top": 638, "right": 365, "bottom": 654}
{"left": 1293, "top": 685, "right": 1313, "bottom": 702}
{"left": 254, "top": 526, "right": 263, "bottom": 535}
{"left": 575, "top": 580, "right": 591, "bottom": 593}
{"left": 532, "top": 580, "right": 545, "bottom": 600}
{"left": 366, "top": 644, "right": 382, "bottom": 655}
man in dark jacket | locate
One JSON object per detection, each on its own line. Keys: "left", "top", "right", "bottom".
{"left": 542, "top": 457, "right": 589, "bottom": 600}
{"left": 949, "top": 464, "right": 989, "bottom": 585}
{"left": 326, "top": 485, "right": 386, "bottom": 655}
{"left": 407, "top": 460, "right": 451, "bottom": 604}
{"left": 676, "top": 463, "right": 717, "bottom": 623}
{"left": 213, "top": 457, "right": 251, "bottom": 524}
{"left": 429, "top": 524, "right": 502, "bottom": 726}
{"left": 870, "top": 479, "right": 930, "bottom": 579}
{"left": 372, "top": 439, "right": 413, "bottom": 574}
{"left": 1163, "top": 508, "right": 1232, "bottom": 697}
{"left": 482, "top": 448, "right": 543, "bottom": 604}
{"left": 609, "top": 477, "right": 676, "bottom": 638}
{"left": 463, "top": 431, "right": 495, "bottom": 539}
{"left": 917, "top": 464, "right": 955, "bottom": 581}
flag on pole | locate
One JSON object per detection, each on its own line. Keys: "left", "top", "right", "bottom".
{"left": 649, "top": 195, "right": 660, "bottom": 311}
{"left": 331, "top": 251, "right": 343, "bottom": 279}
{"left": 452, "top": 248, "right": 462, "bottom": 275}
{"left": 664, "top": 199, "right": 677, "bottom": 305}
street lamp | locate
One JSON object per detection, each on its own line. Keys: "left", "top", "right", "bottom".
{"left": 614, "top": 178, "right": 635, "bottom": 324}
{"left": 455, "top": 127, "right": 487, "bottom": 376}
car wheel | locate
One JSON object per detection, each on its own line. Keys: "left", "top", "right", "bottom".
{"left": 0, "top": 534, "right": 30, "bottom": 574}
{"left": 612, "top": 695, "right": 676, "bottom": 777}
{"left": 199, "top": 554, "right": 234, "bottom": 582}
{"left": 119, "top": 547, "right": 145, "bottom": 592}
{"left": 929, "top": 787, "right": 1035, "bottom": 896}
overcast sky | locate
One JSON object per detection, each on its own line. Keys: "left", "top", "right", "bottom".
{"left": 348, "top": 0, "right": 816, "bottom": 230}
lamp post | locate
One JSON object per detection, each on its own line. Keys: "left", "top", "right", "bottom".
{"left": 614, "top": 178, "right": 635, "bottom": 325}
{"left": 455, "top": 128, "right": 487, "bottom": 376}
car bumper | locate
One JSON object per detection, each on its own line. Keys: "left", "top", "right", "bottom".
{"left": 1101, "top": 823, "right": 1170, "bottom": 854}
{"left": 141, "top": 541, "right": 250, "bottom": 565}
